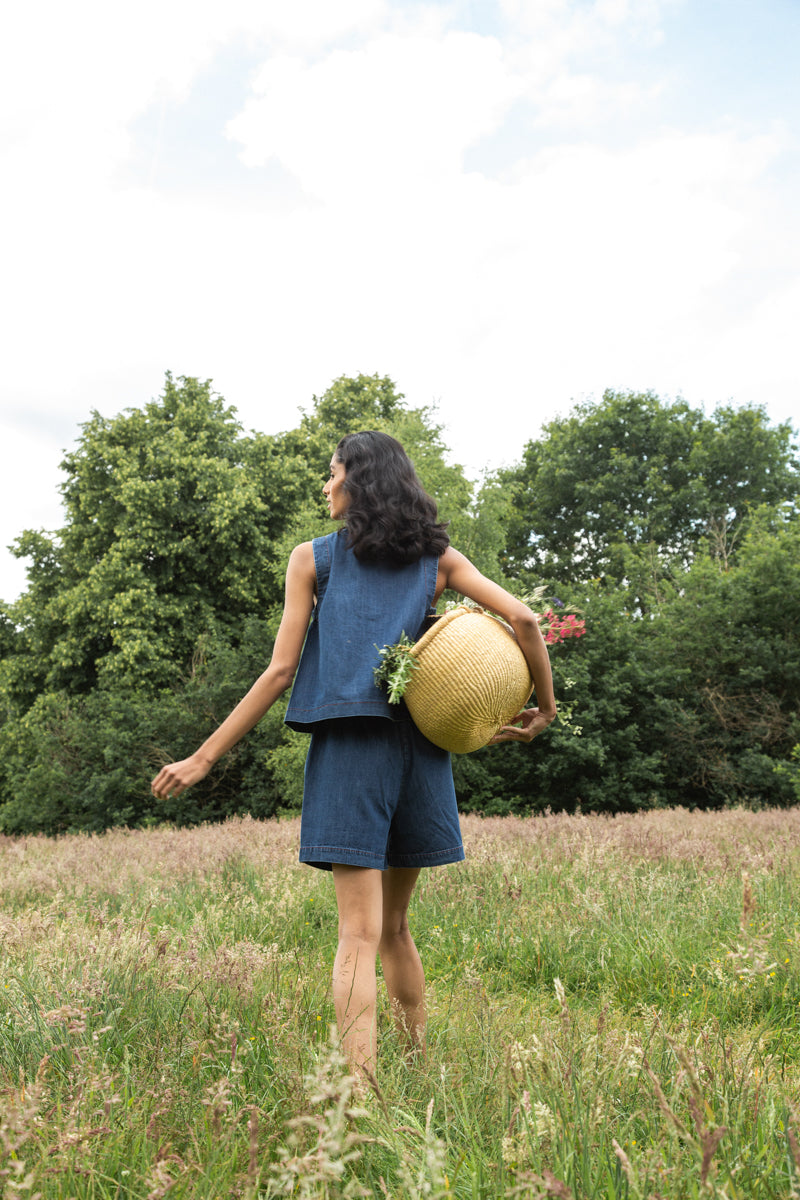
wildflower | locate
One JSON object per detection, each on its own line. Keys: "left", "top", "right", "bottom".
{"left": 509, "top": 1040, "right": 530, "bottom": 1074}
{"left": 538, "top": 607, "right": 586, "bottom": 644}
{"left": 375, "top": 593, "right": 586, "bottom": 701}
{"left": 531, "top": 1101, "right": 557, "bottom": 1143}
{"left": 501, "top": 1134, "right": 519, "bottom": 1165}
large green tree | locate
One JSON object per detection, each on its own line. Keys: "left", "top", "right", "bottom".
{"left": 452, "top": 505, "right": 800, "bottom": 816}
{"left": 267, "top": 373, "right": 478, "bottom": 571}
{"left": 1, "top": 374, "right": 315, "bottom": 701}
{"left": 503, "top": 391, "right": 799, "bottom": 597}
{"left": 4, "top": 374, "right": 796, "bottom": 834}
{"left": 648, "top": 504, "right": 800, "bottom": 807}
{"left": 0, "top": 372, "right": 479, "bottom": 833}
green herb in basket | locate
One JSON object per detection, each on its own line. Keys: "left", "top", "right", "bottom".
{"left": 373, "top": 633, "right": 419, "bottom": 704}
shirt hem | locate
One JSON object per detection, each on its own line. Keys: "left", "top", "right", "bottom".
{"left": 285, "top": 703, "right": 409, "bottom": 732}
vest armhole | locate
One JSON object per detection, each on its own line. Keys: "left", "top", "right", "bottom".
{"left": 312, "top": 534, "right": 333, "bottom": 601}
{"left": 425, "top": 553, "right": 439, "bottom": 612}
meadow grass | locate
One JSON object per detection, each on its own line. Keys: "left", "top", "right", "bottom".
{"left": 3, "top": 807, "right": 800, "bottom": 1198}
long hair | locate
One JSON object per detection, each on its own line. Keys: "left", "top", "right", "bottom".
{"left": 334, "top": 431, "right": 450, "bottom": 564}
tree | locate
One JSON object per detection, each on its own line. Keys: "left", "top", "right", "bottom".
{"left": 0, "top": 372, "right": 480, "bottom": 834}
{"left": 1, "top": 374, "right": 316, "bottom": 700}
{"left": 453, "top": 580, "right": 668, "bottom": 815}
{"left": 9, "top": 371, "right": 794, "bottom": 834}
{"left": 649, "top": 504, "right": 800, "bottom": 807}
{"left": 269, "top": 373, "right": 474, "bottom": 557}
{"left": 0, "top": 617, "right": 289, "bottom": 834}
{"left": 503, "top": 391, "right": 799, "bottom": 599}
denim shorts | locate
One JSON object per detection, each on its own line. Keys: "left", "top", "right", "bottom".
{"left": 299, "top": 716, "right": 465, "bottom": 872}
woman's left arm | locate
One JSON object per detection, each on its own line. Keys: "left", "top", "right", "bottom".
{"left": 151, "top": 542, "right": 316, "bottom": 800}
{"left": 437, "top": 547, "right": 557, "bottom": 744}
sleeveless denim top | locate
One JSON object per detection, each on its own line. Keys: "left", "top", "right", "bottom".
{"left": 284, "top": 530, "right": 439, "bottom": 731}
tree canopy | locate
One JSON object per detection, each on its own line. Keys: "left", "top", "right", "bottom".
{"left": 0, "top": 378, "right": 797, "bottom": 834}
{"left": 0, "top": 373, "right": 481, "bottom": 832}
{"left": 503, "top": 390, "right": 799, "bottom": 595}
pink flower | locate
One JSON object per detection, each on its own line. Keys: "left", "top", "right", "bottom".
{"left": 536, "top": 605, "right": 586, "bottom": 646}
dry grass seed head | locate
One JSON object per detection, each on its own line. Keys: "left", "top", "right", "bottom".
{"left": 266, "top": 1032, "right": 374, "bottom": 1198}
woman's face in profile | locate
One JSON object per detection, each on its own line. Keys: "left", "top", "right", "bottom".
{"left": 323, "top": 456, "right": 349, "bottom": 519}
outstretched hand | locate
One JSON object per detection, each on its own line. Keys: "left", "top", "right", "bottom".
{"left": 151, "top": 754, "right": 212, "bottom": 801}
{"left": 488, "top": 707, "right": 556, "bottom": 745}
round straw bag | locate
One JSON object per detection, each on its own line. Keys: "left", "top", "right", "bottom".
{"left": 403, "top": 605, "right": 534, "bottom": 754}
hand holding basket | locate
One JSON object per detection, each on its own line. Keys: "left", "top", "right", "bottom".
{"left": 399, "top": 605, "right": 534, "bottom": 754}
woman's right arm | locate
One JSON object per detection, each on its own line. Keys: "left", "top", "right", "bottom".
{"left": 150, "top": 542, "right": 316, "bottom": 800}
{"left": 437, "top": 546, "right": 557, "bottom": 744}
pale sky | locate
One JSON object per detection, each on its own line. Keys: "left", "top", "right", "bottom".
{"left": 1, "top": 0, "right": 798, "bottom": 602}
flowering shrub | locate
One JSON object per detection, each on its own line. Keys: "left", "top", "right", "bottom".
{"left": 375, "top": 594, "right": 586, "bottom": 708}
{"left": 537, "top": 607, "right": 586, "bottom": 645}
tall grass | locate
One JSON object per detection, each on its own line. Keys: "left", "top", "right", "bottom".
{"left": 3, "top": 808, "right": 800, "bottom": 1197}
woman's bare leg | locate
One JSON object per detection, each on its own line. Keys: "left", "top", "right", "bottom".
{"left": 379, "top": 867, "right": 426, "bottom": 1055}
{"left": 330, "top": 865, "right": 383, "bottom": 1074}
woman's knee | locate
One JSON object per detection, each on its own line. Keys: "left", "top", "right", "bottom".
{"left": 381, "top": 902, "right": 415, "bottom": 944}
{"left": 339, "top": 915, "right": 383, "bottom": 950}
{"left": 379, "top": 920, "right": 415, "bottom": 955}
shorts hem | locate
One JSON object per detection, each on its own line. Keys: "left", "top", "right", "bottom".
{"left": 299, "top": 844, "right": 465, "bottom": 872}
{"left": 392, "top": 845, "right": 465, "bottom": 868}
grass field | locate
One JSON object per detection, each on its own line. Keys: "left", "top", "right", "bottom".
{"left": 3, "top": 807, "right": 800, "bottom": 1198}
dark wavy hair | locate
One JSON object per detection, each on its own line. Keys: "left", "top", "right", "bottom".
{"left": 334, "top": 431, "right": 450, "bottom": 564}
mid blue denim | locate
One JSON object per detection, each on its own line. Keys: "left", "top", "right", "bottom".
{"left": 285, "top": 531, "right": 438, "bottom": 730}
{"left": 286, "top": 531, "right": 462, "bottom": 872}
{"left": 299, "top": 716, "right": 464, "bottom": 872}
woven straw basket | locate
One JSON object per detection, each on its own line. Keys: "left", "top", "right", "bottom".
{"left": 403, "top": 605, "right": 534, "bottom": 754}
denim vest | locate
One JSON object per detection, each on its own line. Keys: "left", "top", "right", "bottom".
{"left": 284, "top": 531, "right": 439, "bottom": 731}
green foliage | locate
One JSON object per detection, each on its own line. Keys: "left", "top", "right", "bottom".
{"left": 455, "top": 581, "right": 668, "bottom": 813}
{"left": 0, "top": 619, "right": 290, "bottom": 834}
{"left": 271, "top": 372, "right": 408, "bottom": 487}
{"left": 373, "top": 633, "right": 420, "bottom": 704}
{"left": 776, "top": 746, "right": 800, "bottom": 803}
{"left": 275, "top": 373, "right": 474, "bottom": 549}
{"left": 455, "top": 504, "right": 800, "bottom": 814}
{"left": 267, "top": 725, "right": 311, "bottom": 813}
{"left": 2, "top": 375, "right": 302, "bottom": 700}
{"left": 649, "top": 505, "right": 800, "bottom": 808}
{"left": 503, "top": 390, "right": 799, "bottom": 594}
{"left": 1, "top": 374, "right": 797, "bottom": 832}
{"left": 0, "top": 373, "right": 479, "bottom": 834}
{"left": 455, "top": 468, "right": 517, "bottom": 585}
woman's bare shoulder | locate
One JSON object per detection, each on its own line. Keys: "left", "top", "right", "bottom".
{"left": 439, "top": 544, "right": 475, "bottom": 576}
{"left": 287, "top": 541, "right": 316, "bottom": 579}
{"left": 438, "top": 545, "right": 469, "bottom": 568}
{"left": 435, "top": 546, "right": 482, "bottom": 600}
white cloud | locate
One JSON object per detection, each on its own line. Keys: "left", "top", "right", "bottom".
{"left": 498, "top": 0, "right": 677, "bottom": 50}
{"left": 0, "top": 0, "right": 390, "bottom": 184}
{"left": 227, "top": 29, "right": 524, "bottom": 195}
{"left": 242, "top": 0, "right": 390, "bottom": 51}
{"left": 0, "top": 0, "right": 797, "bottom": 601}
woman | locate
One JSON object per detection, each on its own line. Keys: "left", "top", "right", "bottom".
{"left": 151, "top": 431, "right": 556, "bottom": 1078}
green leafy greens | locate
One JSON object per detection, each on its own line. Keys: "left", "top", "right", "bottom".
{"left": 373, "top": 633, "right": 419, "bottom": 704}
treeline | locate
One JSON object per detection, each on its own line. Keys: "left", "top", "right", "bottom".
{"left": 0, "top": 374, "right": 798, "bottom": 834}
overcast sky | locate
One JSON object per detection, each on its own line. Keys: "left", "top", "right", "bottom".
{"left": 2, "top": 0, "right": 798, "bottom": 603}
